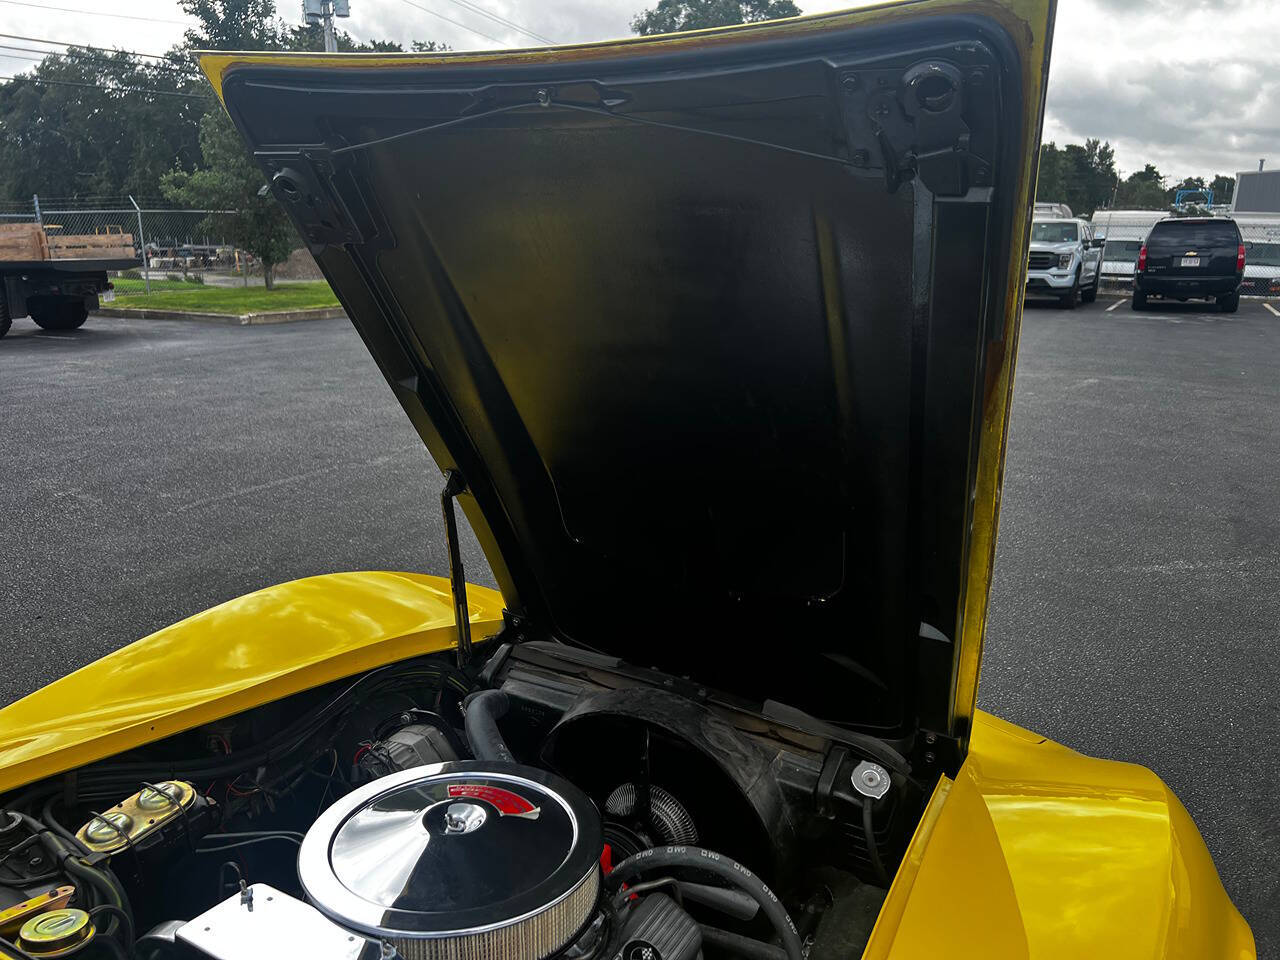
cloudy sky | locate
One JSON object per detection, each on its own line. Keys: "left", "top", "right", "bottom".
{"left": 1, "top": 0, "right": 1275, "bottom": 181}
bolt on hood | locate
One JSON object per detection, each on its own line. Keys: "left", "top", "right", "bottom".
{"left": 203, "top": 0, "right": 1055, "bottom": 745}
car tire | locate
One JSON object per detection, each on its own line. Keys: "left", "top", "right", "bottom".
{"left": 1131, "top": 290, "right": 1147, "bottom": 310}
{"left": 0, "top": 288, "right": 10, "bottom": 339}
{"left": 30, "top": 300, "right": 88, "bottom": 331}
{"left": 1218, "top": 293, "right": 1239, "bottom": 314}
{"left": 1081, "top": 272, "right": 1098, "bottom": 303}
{"left": 1060, "top": 273, "right": 1080, "bottom": 310}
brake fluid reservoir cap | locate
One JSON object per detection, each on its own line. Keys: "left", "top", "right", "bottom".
{"left": 83, "top": 811, "right": 133, "bottom": 845}
{"left": 137, "top": 782, "right": 183, "bottom": 811}
{"left": 19, "top": 909, "right": 94, "bottom": 956}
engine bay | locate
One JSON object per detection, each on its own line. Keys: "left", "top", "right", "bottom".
{"left": 0, "top": 641, "right": 929, "bottom": 960}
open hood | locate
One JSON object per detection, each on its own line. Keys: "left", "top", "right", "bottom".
{"left": 203, "top": 0, "right": 1054, "bottom": 746}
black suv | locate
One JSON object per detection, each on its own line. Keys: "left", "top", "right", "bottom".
{"left": 1133, "top": 217, "right": 1244, "bottom": 312}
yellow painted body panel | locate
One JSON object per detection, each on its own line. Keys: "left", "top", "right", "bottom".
{"left": 0, "top": 572, "right": 504, "bottom": 794}
{"left": 865, "top": 710, "right": 1256, "bottom": 959}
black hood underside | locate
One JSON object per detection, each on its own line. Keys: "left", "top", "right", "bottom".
{"left": 216, "top": 10, "right": 1029, "bottom": 739}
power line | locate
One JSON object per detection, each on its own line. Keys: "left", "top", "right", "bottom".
{"left": 0, "top": 0, "right": 191, "bottom": 26}
{"left": 0, "top": 32, "right": 194, "bottom": 64}
{"left": 433, "top": 0, "right": 555, "bottom": 44}
{"left": 394, "top": 0, "right": 504, "bottom": 46}
{"left": 0, "top": 44, "right": 200, "bottom": 76}
{"left": 0, "top": 73, "right": 212, "bottom": 99}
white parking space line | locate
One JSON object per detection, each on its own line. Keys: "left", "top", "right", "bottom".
{"left": 1265, "top": 303, "right": 1280, "bottom": 318}
{"left": 1106, "top": 299, "right": 1123, "bottom": 312}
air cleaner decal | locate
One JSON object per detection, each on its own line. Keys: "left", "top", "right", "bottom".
{"left": 448, "top": 783, "right": 541, "bottom": 818}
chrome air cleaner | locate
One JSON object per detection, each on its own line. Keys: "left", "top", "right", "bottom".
{"left": 298, "top": 762, "right": 602, "bottom": 960}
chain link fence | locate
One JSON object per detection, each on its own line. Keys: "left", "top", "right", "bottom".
{"left": 0, "top": 195, "right": 301, "bottom": 296}
{"left": 1091, "top": 210, "right": 1280, "bottom": 297}
{"left": 1236, "top": 218, "right": 1280, "bottom": 298}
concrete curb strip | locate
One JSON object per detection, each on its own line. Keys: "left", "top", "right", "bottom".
{"left": 97, "top": 306, "right": 346, "bottom": 325}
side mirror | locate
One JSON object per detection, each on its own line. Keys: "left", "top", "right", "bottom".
{"left": 1090, "top": 237, "right": 1105, "bottom": 249}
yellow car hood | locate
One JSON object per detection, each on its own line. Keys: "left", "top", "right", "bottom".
{"left": 201, "top": 0, "right": 1056, "bottom": 746}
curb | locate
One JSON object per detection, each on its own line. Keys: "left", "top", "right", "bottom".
{"left": 96, "top": 306, "right": 346, "bottom": 325}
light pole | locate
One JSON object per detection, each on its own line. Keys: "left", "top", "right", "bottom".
{"left": 304, "top": 0, "right": 350, "bottom": 53}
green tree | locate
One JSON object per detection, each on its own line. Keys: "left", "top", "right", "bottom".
{"left": 162, "top": 0, "right": 444, "bottom": 288}
{"left": 0, "top": 48, "right": 205, "bottom": 199}
{"left": 631, "top": 0, "right": 800, "bottom": 35}
{"left": 1035, "top": 139, "right": 1115, "bottom": 217}
{"left": 1035, "top": 142, "right": 1064, "bottom": 204}
{"left": 1167, "top": 175, "right": 1207, "bottom": 205}
{"left": 281, "top": 25, "right": 447, "bottom": 52}
{"left": 180, "top": 0, "right": 285, "bottom": 50}
{"left": 0, "top": 0, "right": 432, "bottom": 205}
{"left": 162, "top": 109, "right": 294, "bottom": 287}
{"left": 283, "top": 23, "right": 396, "bottom": 51}
{"left": 1059, "top": 139, "right": 1115, "bottom": 216}
{"left": 1209, "top": 174, "right": 1235, "bottom": 206}
{"left": 1113, "top": 164, "right": 1167, "bottom": 209}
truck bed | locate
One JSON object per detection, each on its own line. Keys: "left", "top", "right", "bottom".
{"left": 0, "top": 257, "right": 141, "bottom": 273}
{"left": 0, "top": 223, "right": 137, "bottom": 270}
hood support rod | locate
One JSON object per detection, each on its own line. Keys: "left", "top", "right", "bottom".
{"left": 440, "top": 470, "right": 473, "bottom": 668}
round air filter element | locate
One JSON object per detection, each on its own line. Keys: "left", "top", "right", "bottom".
{"left": 299, "top": 761, "right": 602, "bottom": 960}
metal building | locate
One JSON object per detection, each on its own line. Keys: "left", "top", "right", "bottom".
{"left": 1231, "top": 167, "right": 1280, "bottom": 214}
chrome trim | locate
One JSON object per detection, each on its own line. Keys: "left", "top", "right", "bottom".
{"left": 298, "top": 761, "right": 599, "bottom": 943}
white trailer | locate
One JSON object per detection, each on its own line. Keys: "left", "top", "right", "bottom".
{"left": 1089, "top": 209, "right": 1167, "bottom": 279}
{"left": 1231, "top": 213, "right": 1280, "bottom": 298}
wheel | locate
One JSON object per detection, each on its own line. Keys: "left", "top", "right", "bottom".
{"left": 1081, "top": 276, "right": 1098, "bottom": 303}
{"left": 1218, "top": 293, "right": 1239, "bottom": 314}
{"left": 30, "top": 300, "right": 88, "bottom": 331}
{"left": 1059, "top": 273, "right": 1080, "bottom": 310}
{"left": 0, "top": 287, "right": 10, "bottom": 339}
{"left": 1131, "top": 290, "right": 1147, "bottom": 310}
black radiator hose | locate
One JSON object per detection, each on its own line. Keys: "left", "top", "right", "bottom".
{"left": 462, "top": 690, "right": 516, "bottom": 764}
{"left": 607, "top": 846, "right": 803, "bottom": 960}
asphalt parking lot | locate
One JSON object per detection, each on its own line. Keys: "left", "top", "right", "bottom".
{"left": 2, "top": 296, "right": 1278, "bottom": 952}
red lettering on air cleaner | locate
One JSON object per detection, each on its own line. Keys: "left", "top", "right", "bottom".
{"left": 447, "top": 783, "right": 540, "bottom": 817}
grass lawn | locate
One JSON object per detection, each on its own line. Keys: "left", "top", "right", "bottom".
{"left": 114, "top": 281, "right": 338, "bottom": 315}
{"left": 113, "top": 277, "right": 208, "bottom": 295}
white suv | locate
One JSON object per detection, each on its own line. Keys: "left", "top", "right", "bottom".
{"left": 1024, "top": 217, "right": 1103, "bottom": 308}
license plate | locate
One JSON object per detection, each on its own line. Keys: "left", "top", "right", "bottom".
{"left": 101, "top": 289, "right": 115, "bottom": 302}
{"left": 1181, "top": 257, "right": 1200, "bottom": 267}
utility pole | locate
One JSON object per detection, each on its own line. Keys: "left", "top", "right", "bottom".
{"left": 304, "top": 0, "right": 349, "bottom": 52}
{"left": 323, "top": 8, "right": 336, "bottom": 52}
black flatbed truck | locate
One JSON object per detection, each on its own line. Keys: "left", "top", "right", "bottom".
{"left": 0, "top": 255, "right": 139, "bottom": 339}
